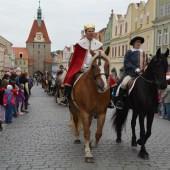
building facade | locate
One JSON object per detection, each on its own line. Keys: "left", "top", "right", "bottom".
{"left": 110, "top": 7, "right": 132, "bottom": 72}
{"left": 130, "top": 0, "right": 156, "bottom": 56}
{"left": 154, "top": 0, "right": 170, "bottom": 54}
{"left": 0, "top": 36, "right": 14, "bottom": 77}
{"left": 26, "top": 2, "right": 51, "bottom": 76}
{"left": 109, "top": 0, "right": 156, "bottom": 73}
{"left": 13, "top": 47, "right": 29, "bottom": 73}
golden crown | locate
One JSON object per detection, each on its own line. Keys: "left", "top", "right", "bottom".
{"left": 84, "top": 24, "right": 95, "bottom": 30}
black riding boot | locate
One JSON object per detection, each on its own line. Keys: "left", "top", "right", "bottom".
{"left": 115, "top": 88, "right": 127, "bottom": 110}
{"left": 60, "top": 86, "right": 72, "bottom": 105}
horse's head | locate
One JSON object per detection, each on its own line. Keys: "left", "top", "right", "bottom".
{"left": 90, "top": 50, "right": 110, "bottom": 92}
{"left": 147, "top": 48, "right": 169, "bottom": 89}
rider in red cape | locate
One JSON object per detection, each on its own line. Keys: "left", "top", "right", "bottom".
{"left": 62, "top": 24, "right": 103, "bottom": 104}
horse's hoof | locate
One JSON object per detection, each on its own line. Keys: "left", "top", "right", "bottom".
{"left": 74, "top": 139, "right": 81, "bottom": 144}
{"left": 138, "top": 151, "right": 149, "bottom": 160}
{"left": 85, "top": 157, "right": 94, "bottom": 163}
{"left": 137, "top": 139, "right": 142, "bottom": 146}
{"left": 131, "top": 140, "right": 137, "bottom": 147}
{"left": 116, "top": 138, "right": 121, "bottom": 144}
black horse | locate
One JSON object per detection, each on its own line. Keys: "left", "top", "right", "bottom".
{"left": 112, "top": 48, "right": 169, "bottom": 159}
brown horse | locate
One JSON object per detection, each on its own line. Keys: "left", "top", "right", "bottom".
{"left": 69, "top": 50, "right": 110, "bottom": 163}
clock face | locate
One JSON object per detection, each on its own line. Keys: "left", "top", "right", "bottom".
{"left": 34, "top": 32, "right": 44, "bottom": 42}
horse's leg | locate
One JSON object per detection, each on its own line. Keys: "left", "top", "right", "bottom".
{"left": 69, "top": 101, "right": 81, "bottom": 143}
{"left": 82, "top": 113, "right": 94, "bottom": 163}
{"left": 138, "top": 113, "right": 148, "bottom": 159}
{"left": 141, "top": 112, "right": 154, "bottom": 158}
{"left": 131, "top": 111, "right": 138, "bottom": 147}
{"left": 94, "top": 112, "right": 106, "bottom": 147}
{"left": 137, "top": 113, "right": 145, "bottom": 145}
{"left": 72, "top": 112, "right": 81, "bottom": 144}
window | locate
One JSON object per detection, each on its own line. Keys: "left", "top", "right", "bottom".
{"left": 157, "top": 30, "right": 162, "bottom": 46}
{"left": 125, "top": 44, "right": 128, "bottom": 52}
{"left": 118, "top": 46, "right": 120, "bottom": 56}
{"left": 160, "top": 6, "right": 164, "bottom": 17}
{"left": 44, "top": 44, "right": 46, "bottom": 48}
{"left": 20, "top": 60, "right": 22, "bottom": 65}
{"left": 146, "top": 13, "right": 149, "bottom": 24}
{"left": 168, "top": 3, "right": 170, "bottom": 15}
{"left": 125, "top": 22, "right": 128, "bottom": 33}
{"left": 38, "top": 44, "right": 40, "bottom": 48}
{"left": 122, "top": 45, "right": 124, "bottom": 56}
{"left": 135, "top": 22, "right": 138, "bottom": 30}
{"left": 112, "top": 47, "right": 114, "bottom": 58}
{"left": 120, "top": 24, "right": 122, "bottom": 35}
{"left": 164, "top": 28, "right": 169, "bottom": 45}
{"left": 19, "top": 53, "right": 23, "bottom": 59}
{"left": 33, "top": 44, "right": 34, "bottom": 48}
{"left": 115, "top": 26, "right": 117, "bottom": 36}
{"left": 115, "top": 47, "right": 117, "bottom": 57}
{"left": 140, "top": 15, "right": 143, "bottom": 27}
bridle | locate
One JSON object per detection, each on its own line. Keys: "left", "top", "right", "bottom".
{"left": 92, "top": 55, "right": 109, "bottom": 80}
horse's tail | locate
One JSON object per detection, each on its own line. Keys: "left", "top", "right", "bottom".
{"left": 112, "top": 106, "right": 129, "bottom": 135}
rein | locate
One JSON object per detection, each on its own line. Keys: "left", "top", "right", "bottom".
{"left": 138, "top": 75, "right": 154, "bottom": 84}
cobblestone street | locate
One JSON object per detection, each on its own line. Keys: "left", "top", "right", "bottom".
{"left": 0, "top": 86, "right": 170, "bottom": 170}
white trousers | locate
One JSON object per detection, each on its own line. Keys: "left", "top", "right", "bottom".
{"left": 121, "top": 75, "right": 132, "bottom": 89}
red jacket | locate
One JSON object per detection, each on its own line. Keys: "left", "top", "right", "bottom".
{"left": 109, "top": 75, "right": 117, "bottom": 88}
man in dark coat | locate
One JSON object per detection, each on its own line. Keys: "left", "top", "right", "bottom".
{"left": 116, "top": 36, "right": 147, "bottom": 109}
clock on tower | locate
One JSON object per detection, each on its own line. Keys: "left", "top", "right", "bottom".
{"left": 34, "top": 32, "right": 44, "bottom": 42}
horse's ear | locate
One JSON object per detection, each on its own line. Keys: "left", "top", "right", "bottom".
{"left": 156, "top": 48, "right": 161, "bottom": 56}
{"left": 105, "top": 46, "right": 110, "bottom": 56}
{"left": 165, "top": 48, "right": 169, "bottom": 57}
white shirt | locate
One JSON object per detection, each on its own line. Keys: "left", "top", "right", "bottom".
{"left": 78, "top": 37, "right": 103, "bottom": 68}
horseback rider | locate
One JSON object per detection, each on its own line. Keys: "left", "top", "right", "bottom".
{"left": 115, "top": 36, "right": 147, "bottom": 109}
{"left": 61, "top": 24, "right": 103, "bottom": 104}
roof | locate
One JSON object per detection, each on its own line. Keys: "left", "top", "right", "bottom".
{"left": 12, "top": 47, "right": 29, "bottom": 60}
{"left": 26, "top": 20, "right": 51, "bottom": 43}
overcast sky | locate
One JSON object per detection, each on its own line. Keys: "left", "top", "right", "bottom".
{"left": 0, "top": 0, "right": 147, "bottom": 50}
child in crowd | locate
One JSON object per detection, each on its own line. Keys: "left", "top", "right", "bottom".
{"left": 0, "top": 81, "right": 5, "bottom": 131}
{"left": 3, "top": 85, "right": 15, "bottom": 124}
{"left": 16, "top": 84, "right": 25, "bottom": 116}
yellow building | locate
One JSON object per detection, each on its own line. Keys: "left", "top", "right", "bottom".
{"left": 110, "top": 0, "right": 156, "bottom": 74}
{"left": 130, "top": 0, "right": 156, "bottom": 56}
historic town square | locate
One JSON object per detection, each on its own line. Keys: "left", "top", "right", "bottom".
{"left": 0, "top": 0, "right": 170, "bottom": 169}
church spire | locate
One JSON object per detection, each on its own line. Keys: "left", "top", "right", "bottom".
{"left": 37, "top": 0, "right": 42, "bottom": 25}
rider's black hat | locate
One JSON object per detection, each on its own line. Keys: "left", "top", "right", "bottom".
{"left": 130, "top": 36, "right": 144, "bottom": 46}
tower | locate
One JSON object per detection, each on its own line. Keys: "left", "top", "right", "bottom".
{"left": 26, "top": 0, "right": 51, "bottom": 75}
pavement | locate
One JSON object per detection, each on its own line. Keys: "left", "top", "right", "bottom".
{"left": 0, "top": 85, "right": 170, "bottom": 170}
